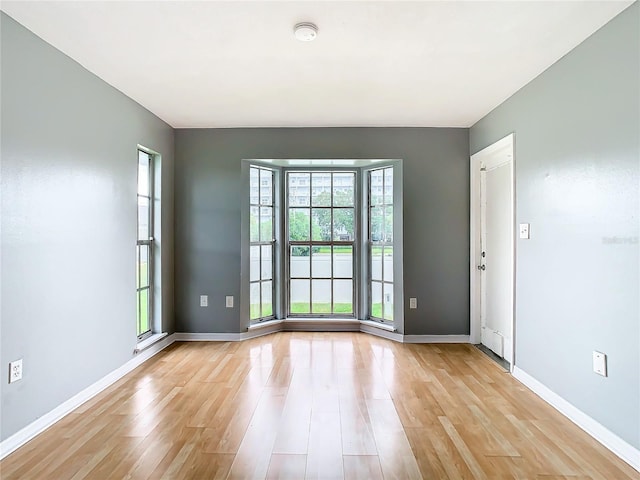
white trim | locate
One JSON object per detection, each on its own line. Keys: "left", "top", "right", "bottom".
{"left": 247, "top": 158, "right": 395, "bottom": 167}
{"left": 174, "top": 324, "right": 284, "bottom": 342}
{"left": 513, "top": 366, "right": 640, "bottom": 472}
{"left": 283, "top": 318, "right": 360, "bottom": 332}
{"left": 359, "top": 320, "right": 396, "bottom": 332}
{"left": 247, "top": 319, "right": 283, "bottom": 331}
{"left": 177, "top": 325, "right": 469, "bottom": 345}
{"left": 503, "top": 337, "right": 513, "bottom": 366}
{"left": 359, "top": 323, "right": 404, "bottom": 342}
{"left": 470, "top": 150, "right": 482, "bottom": 345}
{"left": 173, "top": 332, "right": 245, "bottom": 341}
{"left": 0, "top": 334, "right": 176, "bottom": 460}
{"left": 403, "top": 334, "right": 470, "bottom": 344}
{"left": 471, "top": 134, "right": 514, "bottom": 160}
{"left": 470, "top": 133, "right": 516, "bottom": 368}
{"left": 243, "top": 321, "right": 283, "bottom": 339}
{"left": 134, "top": 332, "right": 168, "bottom": 353}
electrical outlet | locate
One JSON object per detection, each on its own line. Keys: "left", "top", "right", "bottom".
{"left": 200, "top": 295, "right": 208, "bottom": 307}
{"left": 9, "top": 359, "right": 23, "bottom": 383}
{"left": 409, "top": 298, "right": 417, "bottom": 309}
{"left": 226, "top": 296, "right": 234, "bottom": 308}
{"left": 519, "top": 223, "right": 530, "bottom": 239}
{"left": 593, "top": 351, "right": 607, "bottom": 377}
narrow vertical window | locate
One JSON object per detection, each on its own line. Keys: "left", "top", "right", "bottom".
{"left": 250, "top": 166, "right": 275, "bottom": 321}
{"left": 137, "top": 151, "right": 153, "bottom": 338}
{"left": 369, "top": 167, "right": 394, "bottom": 322}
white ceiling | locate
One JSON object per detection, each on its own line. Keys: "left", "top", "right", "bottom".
{"left": 1, "top": 1, "right": 633, "bottom": 128}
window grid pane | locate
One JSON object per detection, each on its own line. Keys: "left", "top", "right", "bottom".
{"left": 260, "top": 206, "right": 273, "bottom": 242}
{"left": 261, "top": 245, "right": 273, "bottom": 281}
{"left": 290, "top": 279, "right": 310, "bottom": 313}
{"left": 333, "top": 245, "right": 353, "bottom": 278}
{"left": 333, "top": 172, "right": 354, "bottom": 207}
{"left": 250, "top": 246, "right": 260, "bottom": 282}
{"left": 289, "top": 208, "right": 311, "bottom": 241}
{"left": 288, "top": 172, "right": 310, "bottom": 206}
{"left": 250, "top": 282, "right": 260, "bottom": 320}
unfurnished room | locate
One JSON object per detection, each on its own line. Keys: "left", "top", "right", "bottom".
{"left": 0, "top": 1, "right": 638, "bottom": 479}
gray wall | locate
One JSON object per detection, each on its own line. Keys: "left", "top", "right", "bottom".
{"left": 175, "top": 128, "right": 469, "bottom": 335}
{"left": 470, "top": 3, "right": 639, "bottom": 449}
{"left": 1, "top": 13, "right": 175, "bottom": 441}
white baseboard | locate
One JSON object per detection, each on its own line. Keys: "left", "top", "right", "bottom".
{"left": 175, "top": 326, "right": 469, "bottom": 345}
{"left": 359, "top": 323, "right": 404, "bottom": 342}
{"left": 243, "top": 321, "right": 284, "bottom": 339}
{"left": 512, "top": 366, "right": 640, "bottom": 472}
{"left": 174, "top": 332, "right": 246, "bottom": 341}
{"left": 359, "top": 320, "right": 396, "bottom": 332}
{"left": 247, "top": 319, "right": 283, "bottom": 331}
{"left": 403, "top": 334, "right": 470, "bottom": 344}
{"left": 175, "top": 323, "right": 284, "bottom": 342}
{"left": 134, "top": 332, "right": 169, "bottom": 353}
{"left": 0, "top": 333, "right": 176, "bottom": 460}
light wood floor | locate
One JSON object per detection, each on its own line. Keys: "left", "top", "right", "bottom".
{"left": 1, "top": 332, "right": 637, "bottom": 479}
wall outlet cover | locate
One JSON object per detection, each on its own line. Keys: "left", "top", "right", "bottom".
{"left": 226, "top": 296, "right": 234, "bottom": 308}
{"left": 409, "top": 298, "right": 417, "bottom": 309}
{"left": 519, "top": 223, "right": 530, "bottom": 239}
{"left": 9, "top": 359, "right": 23, "bottom": 383}
{"left": 200, "top": 295, "right": 208, "bottom": 307}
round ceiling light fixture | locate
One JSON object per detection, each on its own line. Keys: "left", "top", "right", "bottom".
{"left": 294, "top": 22, "right": 318, "bottom": 42}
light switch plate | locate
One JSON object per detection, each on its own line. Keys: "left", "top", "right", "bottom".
{"left": 519, "top": 223, "right": 530, "bottom": 239}
{"left": 593, "top": 351, "right": 607, "bottom": 377}
{"left": 200, "top": 295, "right": 208, "bottom": 307}
{"left": 226, "top": 296, "right": 234, "bottom": 308}
{"left": 409, "top": 298, "right": 417, "bottom": 309}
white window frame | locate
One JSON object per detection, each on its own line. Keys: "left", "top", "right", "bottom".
{"left": 241, "top": 159, "right": 403, "bottom": 334}
{"left": 137, "top": 149, "right": 154, "bottom": 340}
{"left": 368, "top": 166, "right": 395, "bottom": 323}
{"left": 284, "top": 169, "right": 358, "bottom": 318}
{"left": 249, "top": 166, "right": 276, "bottom": 322}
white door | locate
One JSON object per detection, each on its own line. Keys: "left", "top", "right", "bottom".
{"left": 479, "top": 156, "right": 513, "bottom": 362}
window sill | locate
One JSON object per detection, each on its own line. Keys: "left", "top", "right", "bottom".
{"left": 283, "top": 318, "right": 360, "bottom": 331}
{"left": 135, "top": 332, "right": 168, "bottom": 354}
{"left": 284, "top": 317, "right": 359, "bottom": 323}
{"left": 359, "top": 320, "right": 396, "bottom": 332}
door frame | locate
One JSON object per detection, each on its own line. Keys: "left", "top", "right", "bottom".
{"left": 470, "top": 133, "right": 516, "bottom": 370}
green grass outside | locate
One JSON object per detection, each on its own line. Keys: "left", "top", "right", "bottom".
{"left": 250, "top": 303, "right": 273, "bottom": 320}
{"left": 371, "top": 246, "right": 393, "bottom": 255}
{"left": 136, "top": 260, "right": 150, "bottom": 335}
{"left": 371, "top": 303, "right": 393, "bottom": 320}
{"left": 251, "top": 302, "right": 354, "bottom": 318}
{"left": 137, "top": 288, "right": 149, "bottom": 335}
{"left": 250, "top": 302, "right": 392, "bottom": 320}
{"left": 290, "top": 302, "right": 353, "bottom": 314}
